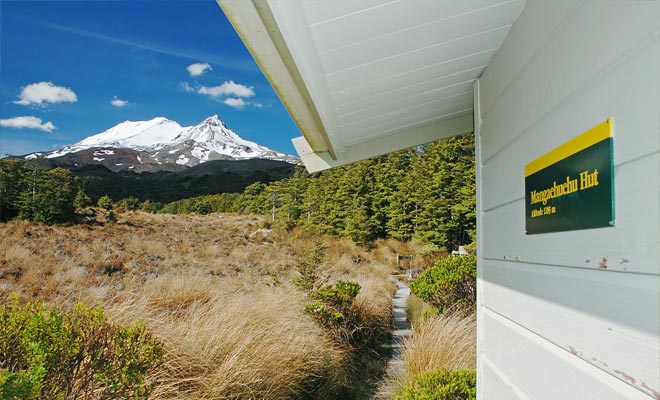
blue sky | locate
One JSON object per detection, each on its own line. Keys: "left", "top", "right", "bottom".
{"left": 0, "top": 0, "right": 301, "bottom": 156}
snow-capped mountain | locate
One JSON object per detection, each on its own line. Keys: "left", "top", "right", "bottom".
{"left": 54, "top": 117, "right": 184, "bottom": 153}
{"left": 27, "top": 115, "right": 298, "bottom": 172}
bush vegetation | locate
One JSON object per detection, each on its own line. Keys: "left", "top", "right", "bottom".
{"left": 376, "top": 253, "right": 477, "bottom": 399}
{"left": 97, "top": 195, "right": 113, "bottom": 210}
{"left": 394, "top": 368, "right": 476, "bottom": 400}
{"left": 409, "top": 255, "right": 477, "bottom": 313}
{"left": 0, "top": 134, "right": 478, "bottom": 398}
{"left": 157, "top": 193, "right": 239, "bottom": 215}
{"left": 305, "top": 279, "right": 385, "bottom": 349}
{"left": 0, "top": 298, "right": 163, "bottom": 400}
{"left": 0, "top": 212, "right": 407, "bottom": 399}
{"left": 132, "top": 134, "right": 475, "bottom": 252}
{"left": 0, "top": 160, "right": 83, "bottom": 224}
{"left": 1, "top": 134, "right": 475, "bottom": 253}
{"left": 114, "top": 196, "right": 140, "bottom": 212}
{"left": 225, "top": 134, "right": 476, "bottom": 252}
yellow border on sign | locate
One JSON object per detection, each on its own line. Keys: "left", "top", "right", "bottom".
{"left": 525, "top": 118, "right": 613, "bottom": 177}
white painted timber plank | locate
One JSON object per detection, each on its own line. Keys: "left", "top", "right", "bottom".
{"left": 292, "top": 113, "right": 473, "bottom": 172}
{"left": 267, "top": 0, "right": 346, "bottom": 153}
{"left": 218, "top": 0, "right": 333, "bottom": 155}
{"left": 481, "top": 152, "right": 660, "bottom": 275}
{"left": 316, "top": 1, "right": 522, "bottom": 74}
{"left": 341, "top": 97, "right": 474, "bottom": 140}
{"left": 307, "top": 0, "right": 522, "bottom": 54}
{"left": 300, "top": 0, "right": 388, "bottom": 26}
{"left": 480, "top": 2, "right": 660, "bottom": 161}
{"left": 482, "top": 259, "right": 659, "bottom": 395}
{"left": 337, "top": 81, "right": 474, "bottom": 124}
{"left": 481, "top": 355, "right": 532, "bottom": 400}
{"left": 481, "top": 259, "right": 659, "bottom": 336}
{"left": 345, "top": 109, "right": 473, "bottom": 146}
{"left": 330, "top": 49, "right": 493, "bottom": 105}
{"left": 480, "top": 36, "right": 660, "bottom": 211}
{"left": 479, "top": 0, "right": 581, "bottom": 116}
{"left": 333, "top": 68, "right": 479, "bottom": 115}
{"left": 476, "top": 3, "right": 660, "bottom": 400}
{"left": 482, "top": 308, "right": 655, "bottom": 399}
{"left": 325, "top": 25, "right": 511, "bottom": 91}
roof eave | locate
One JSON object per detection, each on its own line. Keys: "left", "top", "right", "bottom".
{"left": 218, "top": 0, "right": 475, "bottom": 172}
{"left": 217, "top": 0, "right": 336, "bottom": 159}
{"left": 293, "top": 113, "right": 474, "bottom": 173}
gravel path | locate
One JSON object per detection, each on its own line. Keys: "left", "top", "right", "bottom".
{"left": 386, "top": 278, "right": 412, "bottom": 375}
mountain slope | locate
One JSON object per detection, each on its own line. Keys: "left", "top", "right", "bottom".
{"left": 25, "top": 115, "right": 299, "bottom": 172}
{"left": 53, "top": 117, "right": 184, "bottom": 152}
{"left": 70, "top": 159, "right": 296, "bottom": 203}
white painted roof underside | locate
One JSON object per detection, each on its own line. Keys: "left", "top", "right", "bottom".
{"left": 218, "top": 0, "right": 525, "bottom": 172}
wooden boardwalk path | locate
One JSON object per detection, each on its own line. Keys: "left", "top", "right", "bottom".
{"left": 386, "top": 278, "right": 412, "bottom": 375}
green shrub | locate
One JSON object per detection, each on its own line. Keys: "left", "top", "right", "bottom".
{"left": 73, "top": 188, "right": 92, "bottom": 209}
{"left": 139, "top": 200, "right": 163, "bottom": 214}
{"left": 97, "top": 195, "right": 113, "bottom": 211}
{"left": 303, "top": 301, "right": 345, "bottom": 324}
{"left": 305, "top": 280, "right": 361, "bottom": 328}
{"left": 409, "top": 255, "right": 476, "bottom": 313}
{"left": 15, "top": 167, "right": 81, "bottom": 225}
{"left": 303, "top": 279, "right": 389, "bottom": 352}
{"left": 395, "top": 368, "right": 476, "bottom": 400}
{"left": 294, "top": 240, "right": 326, "bottom": 293}
{"left": 312, "top": 280, "right": 361, "bottom": 307}
{"left": 115, "top": 196, "right": 141, "bottom": 212}
{"left": 0, "top": 297, "right": 163, "bottom": 400}
{"left": 157, "top": 193, "right": 240, "bottom": 215}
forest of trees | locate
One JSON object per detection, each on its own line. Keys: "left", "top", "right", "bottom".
{"left": 153, "top": 134, "right": 476, "bottom": 251}
{"left": 234, "top": 133, "right": 476, "bottom": 251}
{"left": 0, "top": 134, "right": 475, "bottom": 251}
{"left": 0, "top": 160, "right": 87, "bottom": 225}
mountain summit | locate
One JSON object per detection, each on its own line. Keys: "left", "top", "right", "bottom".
{"left": 25, "top": 115, "right": 298, "bottom": 172}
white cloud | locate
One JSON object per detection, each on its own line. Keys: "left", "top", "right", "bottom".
{"left": 187, "top": 62, "right": 212, "bottom": 77}
{"left": 110, "top": 96, "right": 128, "bottom": 107}
{"left": 183, "top": 80, "right": 258, "bottom": 109}
{"left": 222, "top": 98, "right": 246, "bottom": 109}
{"left": 198, "top": 81, "right": 255, "bottom": 98}
{"left": 179, "top": 82, "right": 195, "bottom": 93}
{"left": 0, "top": 116, "right": 56, "bottom": 132}
{"left": 14, "top": 81, "right": 77, "bottom": 107}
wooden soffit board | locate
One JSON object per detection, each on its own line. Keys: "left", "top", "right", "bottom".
{"left": 218, "top": 0, "right": 525, "bottom": 172}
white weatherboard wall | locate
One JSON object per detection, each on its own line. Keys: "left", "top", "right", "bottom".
{"left": 475, "top": 1, "right": 660, "bottom": 399}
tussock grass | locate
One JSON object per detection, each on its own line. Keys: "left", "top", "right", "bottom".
{"left": 0, "top": 211, "right": 402, "bottom": 399}
{"left": 375, "top": 306, "right": 476, "bottom": 399}
{"left": 400, "top": 311, "right": 476, "bottom": 377}
{"left": 107, "top": 285, "right": 349, "bottom": 399}
{"left": 406, "top": 293, "right": 435, "bottom": 329}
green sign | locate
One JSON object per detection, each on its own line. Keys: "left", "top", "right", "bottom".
{"left": 525, "top": 119, "right": 615, "bottom": 234}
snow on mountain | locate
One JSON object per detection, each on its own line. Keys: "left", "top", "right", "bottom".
{"left": 38, "top": 115, "right": 298, "bottom": 170}
{"left": 170, "top": 115, "right": 279, "bottom": 160}
{"left": 48, "top": 117, "right": 183, "bottom": 157}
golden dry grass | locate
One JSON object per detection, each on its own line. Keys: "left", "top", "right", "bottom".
{"left": 400, "top": 311, "right": 476, "bottom": 377}
{"left": 0, "top": 211, "right": 410, "bottom": 399}
{"left": 108, "top": 285, "right": 349, "bottom": 399}
{"left": 375, "top": 303, "right": 476, "bottom": 399}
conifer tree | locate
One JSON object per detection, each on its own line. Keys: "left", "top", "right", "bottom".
{"left": 413, "top": 134, "right": 475, "bottom": 250}
{"left": 73, "top": 188, "right": 92, "bottom": 209}
{"left": 233, "top": 133, "right": 476, "bottom": 251}
{"left": 0, "top": 159, "right": 23, "bottom": 221}
{"left": 235, "top": 182, "right": 269, "bottom": 214}
{"left": 17, "top": 167, "right": 80, "bottom": 224}
{"left": 97, "top": 195, "right": 113, "bottom": 211}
